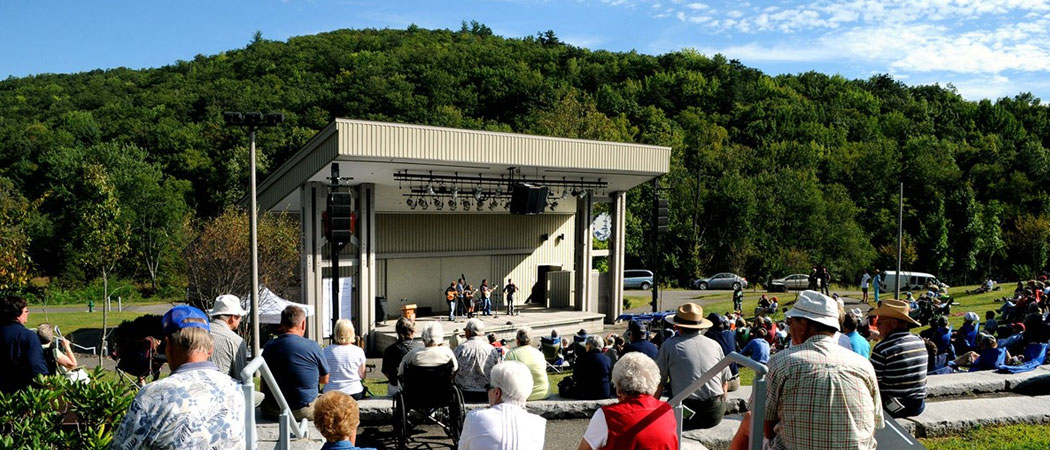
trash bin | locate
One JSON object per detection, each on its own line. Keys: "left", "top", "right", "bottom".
{"left": 375, "top": 296, "right": 388, "bottom": 325}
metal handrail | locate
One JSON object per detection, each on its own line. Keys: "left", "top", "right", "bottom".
{"left": 240, "top": 357, "right": 310, "bottom": 449}
{"left": 669, "top": 352, "right": 768, "bottom": 450}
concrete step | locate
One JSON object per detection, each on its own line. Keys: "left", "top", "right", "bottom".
{"left": 899, "top": 394, "right": 1050, "bottom": 438}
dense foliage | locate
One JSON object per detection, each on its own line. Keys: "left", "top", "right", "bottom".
{"left": 1, "top": 23, "right": 1048, "bottom": 291}
{"left": 0, "top": 370, "right": 135, "bottom": 449}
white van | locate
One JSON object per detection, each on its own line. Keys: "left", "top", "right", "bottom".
{"left": 881, "top": 270, "right": 947, "bottom": 293}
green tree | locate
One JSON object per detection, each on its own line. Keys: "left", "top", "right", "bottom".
{"left": 0, "top": 177, "right": 33, "bottom": 291}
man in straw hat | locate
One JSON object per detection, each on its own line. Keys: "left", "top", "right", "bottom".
{"left": 761, "top": 290, "right": 882, "bottom": 449}
{"left": 208, "top": 294, "right": 249, "bottom": 379}
{"left": 655, "top": 303, "right": 732, "bottom": 429}
{"left": 869, "top": 299, "right": 928, "bottom": 418}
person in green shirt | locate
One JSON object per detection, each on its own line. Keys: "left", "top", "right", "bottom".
{"left": 504, "top": 327, "right": 550, "bottom": 400}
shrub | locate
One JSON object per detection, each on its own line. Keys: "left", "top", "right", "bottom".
{"left": 0, "top": 368, "right": 135, "bottom": 449}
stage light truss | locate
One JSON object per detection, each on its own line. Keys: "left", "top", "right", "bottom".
{"left": 394, "top": 170, "right": 607, "bottom": 211}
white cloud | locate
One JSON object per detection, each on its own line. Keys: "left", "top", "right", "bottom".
{"left": 685, "top": 2, "right": 709, "bottom": 10}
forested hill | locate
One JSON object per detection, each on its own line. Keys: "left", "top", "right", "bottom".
{"left": 1, "top": 24, "right": 1048, "bottom": 292}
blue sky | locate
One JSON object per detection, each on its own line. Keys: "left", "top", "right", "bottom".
{"left": 3, "top": 0, "right": 1050, "bottom": 101}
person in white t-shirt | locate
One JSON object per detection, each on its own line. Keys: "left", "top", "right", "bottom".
{"left": 458, "top": 361, "right": 545, "bottom": 450}
{"left": 322, "top": 319, "right": 368, "bottom": 400}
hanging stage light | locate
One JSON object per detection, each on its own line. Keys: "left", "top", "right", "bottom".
{"left": 476, "top": 201, "right": 484, "bottom": 211}
{"left": 549, "top": 200, "right": 559, "bottom": 210}
{"left": 488, "top": 200, "right": 497, "bottom": 211}
{"left": 449, "top": 199, "right": 458, "bottom": 211}
{"left": 451, "top": 187, "right": 459, "bottom": 201}
{"left": 473, "top": 188, "right": 483, "bottom": 202}
{"left": 419, "top": 198, "right": 428, "bottom": 210}
{"left": 559, "top": 189, "right": 569, "bottom": 199}
{"left": 462, "top": 199, "right": 472, "bottom": 210}
{"left": 426, "top": 185, "right": 435, "bottom": 196}
{"left": 406, "top": 197, "right": 416, "bottom": 209}
{"left": 503, "top": 200, "right": 511, "bottom": 210}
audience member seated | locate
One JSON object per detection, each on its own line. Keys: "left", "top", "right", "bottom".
{"left": 382, "top": 318, "right": 417, "bottom": 396}
{"left": 505, "top": 327, "right": 550, "bottom": 400}
{"left": 656, "top": 303, "right": 731, "bottom": 430}
{"left": 36, "top": 323, "right": 83, "bottom": 381}
{"left": 968, "top": 333, "right": 1009, "bottom": 372}
{"left": 705, "top": 313, "right": 740, "bottom": 391}
{"left": 261, "top": 305, "right": 329, "bottom": 421}
{"left": 569, "top": 329, "right": 589, "bottom": 367}
{"left": 954, "top": 312, "right": 980, "bottom": 355}
{"left": 454, "top": 318, "right": 501, "bottom": 403}
{"left": 920, "top": 316, "right": 955, "bottom": 361}
{"left": 314, "top": 391, "right": 377, "bottom": 450}
{"left": 1, "top": 294, "right": 47, "bottom": 393}
{"left": 621, "top": 320, "right": 658, "bottom": 360}
{"left": 740, "top": 290, "right": 882, "bottom": 449}
{"left": 207, "top": 295, "right": 249, "bottom": 380}
{"left": 540, "top": 330, "right": 567, "bottom": 368}
{"left": 111, "top": 305, "right": 245, "bottom": 448}
{"left": 983, "top": 311, "right": 998, "bottom": 336}
{"left": 740, "top": 327, "right": 770, "bottom": 364}
{"left": 870, "top": 300, "right": 928, "bottom": 418}
{"left": 734, "top": 318, "right": 750, "bottom": 350}
{"left": 578, "top": 353, "right": 678, "bottom": 450}
{"left": 323, "top": 320, "right": 368, "bottom": 400}
{"left": 399, "top": 321, "right": 457, "bottom": 377}
{"left": 459, "top": 361, "right": 546, "bottom": 450}
{"left": 602, "top": 335, "right": 623, "bottom": 365}
{"left": 842, "top": 312, "right": 870, "bottom": 358}
{"left": 563, "top": 335, "right": 613, "bottom": 400}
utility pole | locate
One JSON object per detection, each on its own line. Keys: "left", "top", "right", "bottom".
{"left": 223, "top": 111, "right": 284, "bottom": 358}
{"left": 652, "top": 178, "right": 668, "bottom": 312}
{"left": 896, "top": 181, "right": 904, "bottom": 300}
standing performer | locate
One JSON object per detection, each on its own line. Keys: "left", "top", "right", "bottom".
{"left": 464, "top": 284, "right": 476, "bottom": 319}
{"left": 504, "top": 279, "right": 519, "bottom": 316}
{"left": 480, "top": 280, "right": 492, "bottom": 316}
{"left": 456, "top": 278, "right": 466, "bottom": 319}
{"left": 446, "top": 282, "right": 458, "bottom": 322}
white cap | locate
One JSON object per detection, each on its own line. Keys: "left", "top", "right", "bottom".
{"left": 209, "top": 294, "right": 248, "bottom": 317}
{"left": 784, "top": 290, "right": 840, "bottom": 331}
{"left": 964, "top": 312, "right": 979, "bottom": 322}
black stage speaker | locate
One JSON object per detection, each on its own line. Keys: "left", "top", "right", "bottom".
{"left": 510, "top": 183, "right": 548, "bottom": 215}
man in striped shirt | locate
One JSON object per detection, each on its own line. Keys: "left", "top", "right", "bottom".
{"left": 869, "top": 299, "right": 928, "bottom": 418}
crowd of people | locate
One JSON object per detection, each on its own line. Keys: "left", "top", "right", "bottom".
{"left": 6, "top": 273, "right": 1050, "bottom": 449}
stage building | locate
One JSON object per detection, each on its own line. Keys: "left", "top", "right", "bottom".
{"left": 256, "top": 119, "right": 669, "bottom": 350}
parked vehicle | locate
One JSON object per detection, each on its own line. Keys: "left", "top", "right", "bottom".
{"left": 624, "top": 270, "right": 654, "bottom": 290}
{"left": 768, "top": 274, "right": 820, "bottom": 292}
{"left": 691, "top": 273, "right": 748, "bottom": 290}
{"left": 881, "top": 271, "right": 947, "bottom": 294}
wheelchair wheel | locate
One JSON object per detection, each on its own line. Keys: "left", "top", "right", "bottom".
{"left": 448, "top": 387, "right": 466, "bottom": 447}
{"left": 393, "top": 393, "right": 408, "bottom": 450}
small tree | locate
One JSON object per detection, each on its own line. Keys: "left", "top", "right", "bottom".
{"left": 68, "top": 164, "right": 130, "bottom": 363}
{"left": 183, "top": 208, "right": 300, "bottom": 311}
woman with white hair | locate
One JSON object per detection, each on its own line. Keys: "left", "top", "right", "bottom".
{"left": 458, "top": 361, "right": 546, "bottom": 450}
{"left": 578, "top": 352, "right": 678, "bottom": 450}
{"left": 399, "top": 320, "right": 458, "bottom": 376}
{"left": 322, "top": 319, "right": 368, "bottom": 399}
{"left": 504, "top": 327, "right": 550, "bottom": 400}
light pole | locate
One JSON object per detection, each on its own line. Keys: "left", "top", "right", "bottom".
{"left": 223, "top": 111, "right": 284, "bottom": 358}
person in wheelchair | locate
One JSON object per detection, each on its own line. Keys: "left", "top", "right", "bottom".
{"left": 393, "top": 321, "right": 465, "bottom": 450}
{"left": 399, "top": 321, "right": 457, "bottom": 377}
{"left": 459, "top": 361, "right": 546, "bottom": 450}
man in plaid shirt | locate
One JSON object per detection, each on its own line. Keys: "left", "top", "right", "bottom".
{"left": 764, "top": 290, "right": 883, "bottom": 449}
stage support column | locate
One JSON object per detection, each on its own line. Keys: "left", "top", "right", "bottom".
{"left": 574, "top": 191, "right": 594, "bottom": 312}
{"left": 356, "top": 183, "right": 377, "bottom": 349}
{"left": 301, "top": 182, "right": 327, "bottom": 344}
{"left": 606, "top": 191, "right": 626, "bottom": 323}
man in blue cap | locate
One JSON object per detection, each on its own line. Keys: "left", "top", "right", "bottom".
{"left": 112, "top": 305, "right": 245, "bottom": 449}
{"left": 621, "top": 320, "right": 658, "bottom": 359}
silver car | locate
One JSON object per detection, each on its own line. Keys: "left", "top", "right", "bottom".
{"left": 768, "top": 274, "right": 820, "bottom": 292}
{"left": 691, "top": 273, "right": 748, "bottom": 290}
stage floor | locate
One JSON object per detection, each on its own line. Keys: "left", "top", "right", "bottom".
{"left": 372, "top": 305, "right": 607, "bottom": 352}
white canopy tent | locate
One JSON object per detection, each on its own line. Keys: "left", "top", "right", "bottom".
{"left": 256, "top": 287, "right": 315, "bottom": 324}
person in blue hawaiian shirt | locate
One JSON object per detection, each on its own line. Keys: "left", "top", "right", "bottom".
{"left": 111, "top": 305, "right": 245, "bottom": 449}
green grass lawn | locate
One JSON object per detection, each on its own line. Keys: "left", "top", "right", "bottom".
{"left": 26, "top": 310, "right": 149, "bottom": 336}
{"left": 919, "top": 423, "right": 1050, "bottom": 449}
{"left": 624, "top": 294, "right": 652, "bottom": 310}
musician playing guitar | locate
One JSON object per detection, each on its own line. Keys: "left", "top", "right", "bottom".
{"left": 445, "top": 281, "right": 457, "bottom": 321}
{"left": 479, "top": 279, "right": 493, "bottom": 316}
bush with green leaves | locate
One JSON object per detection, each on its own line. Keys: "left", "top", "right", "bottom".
{"left": 0, "top": 368, "right": 135, "bottom": 450}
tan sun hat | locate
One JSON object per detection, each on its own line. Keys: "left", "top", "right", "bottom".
{"left": 665, "top": 302, "right": 713, "bottom": 329}
{"left": 868, "top": 299, "right": 921, "bottom": 327}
